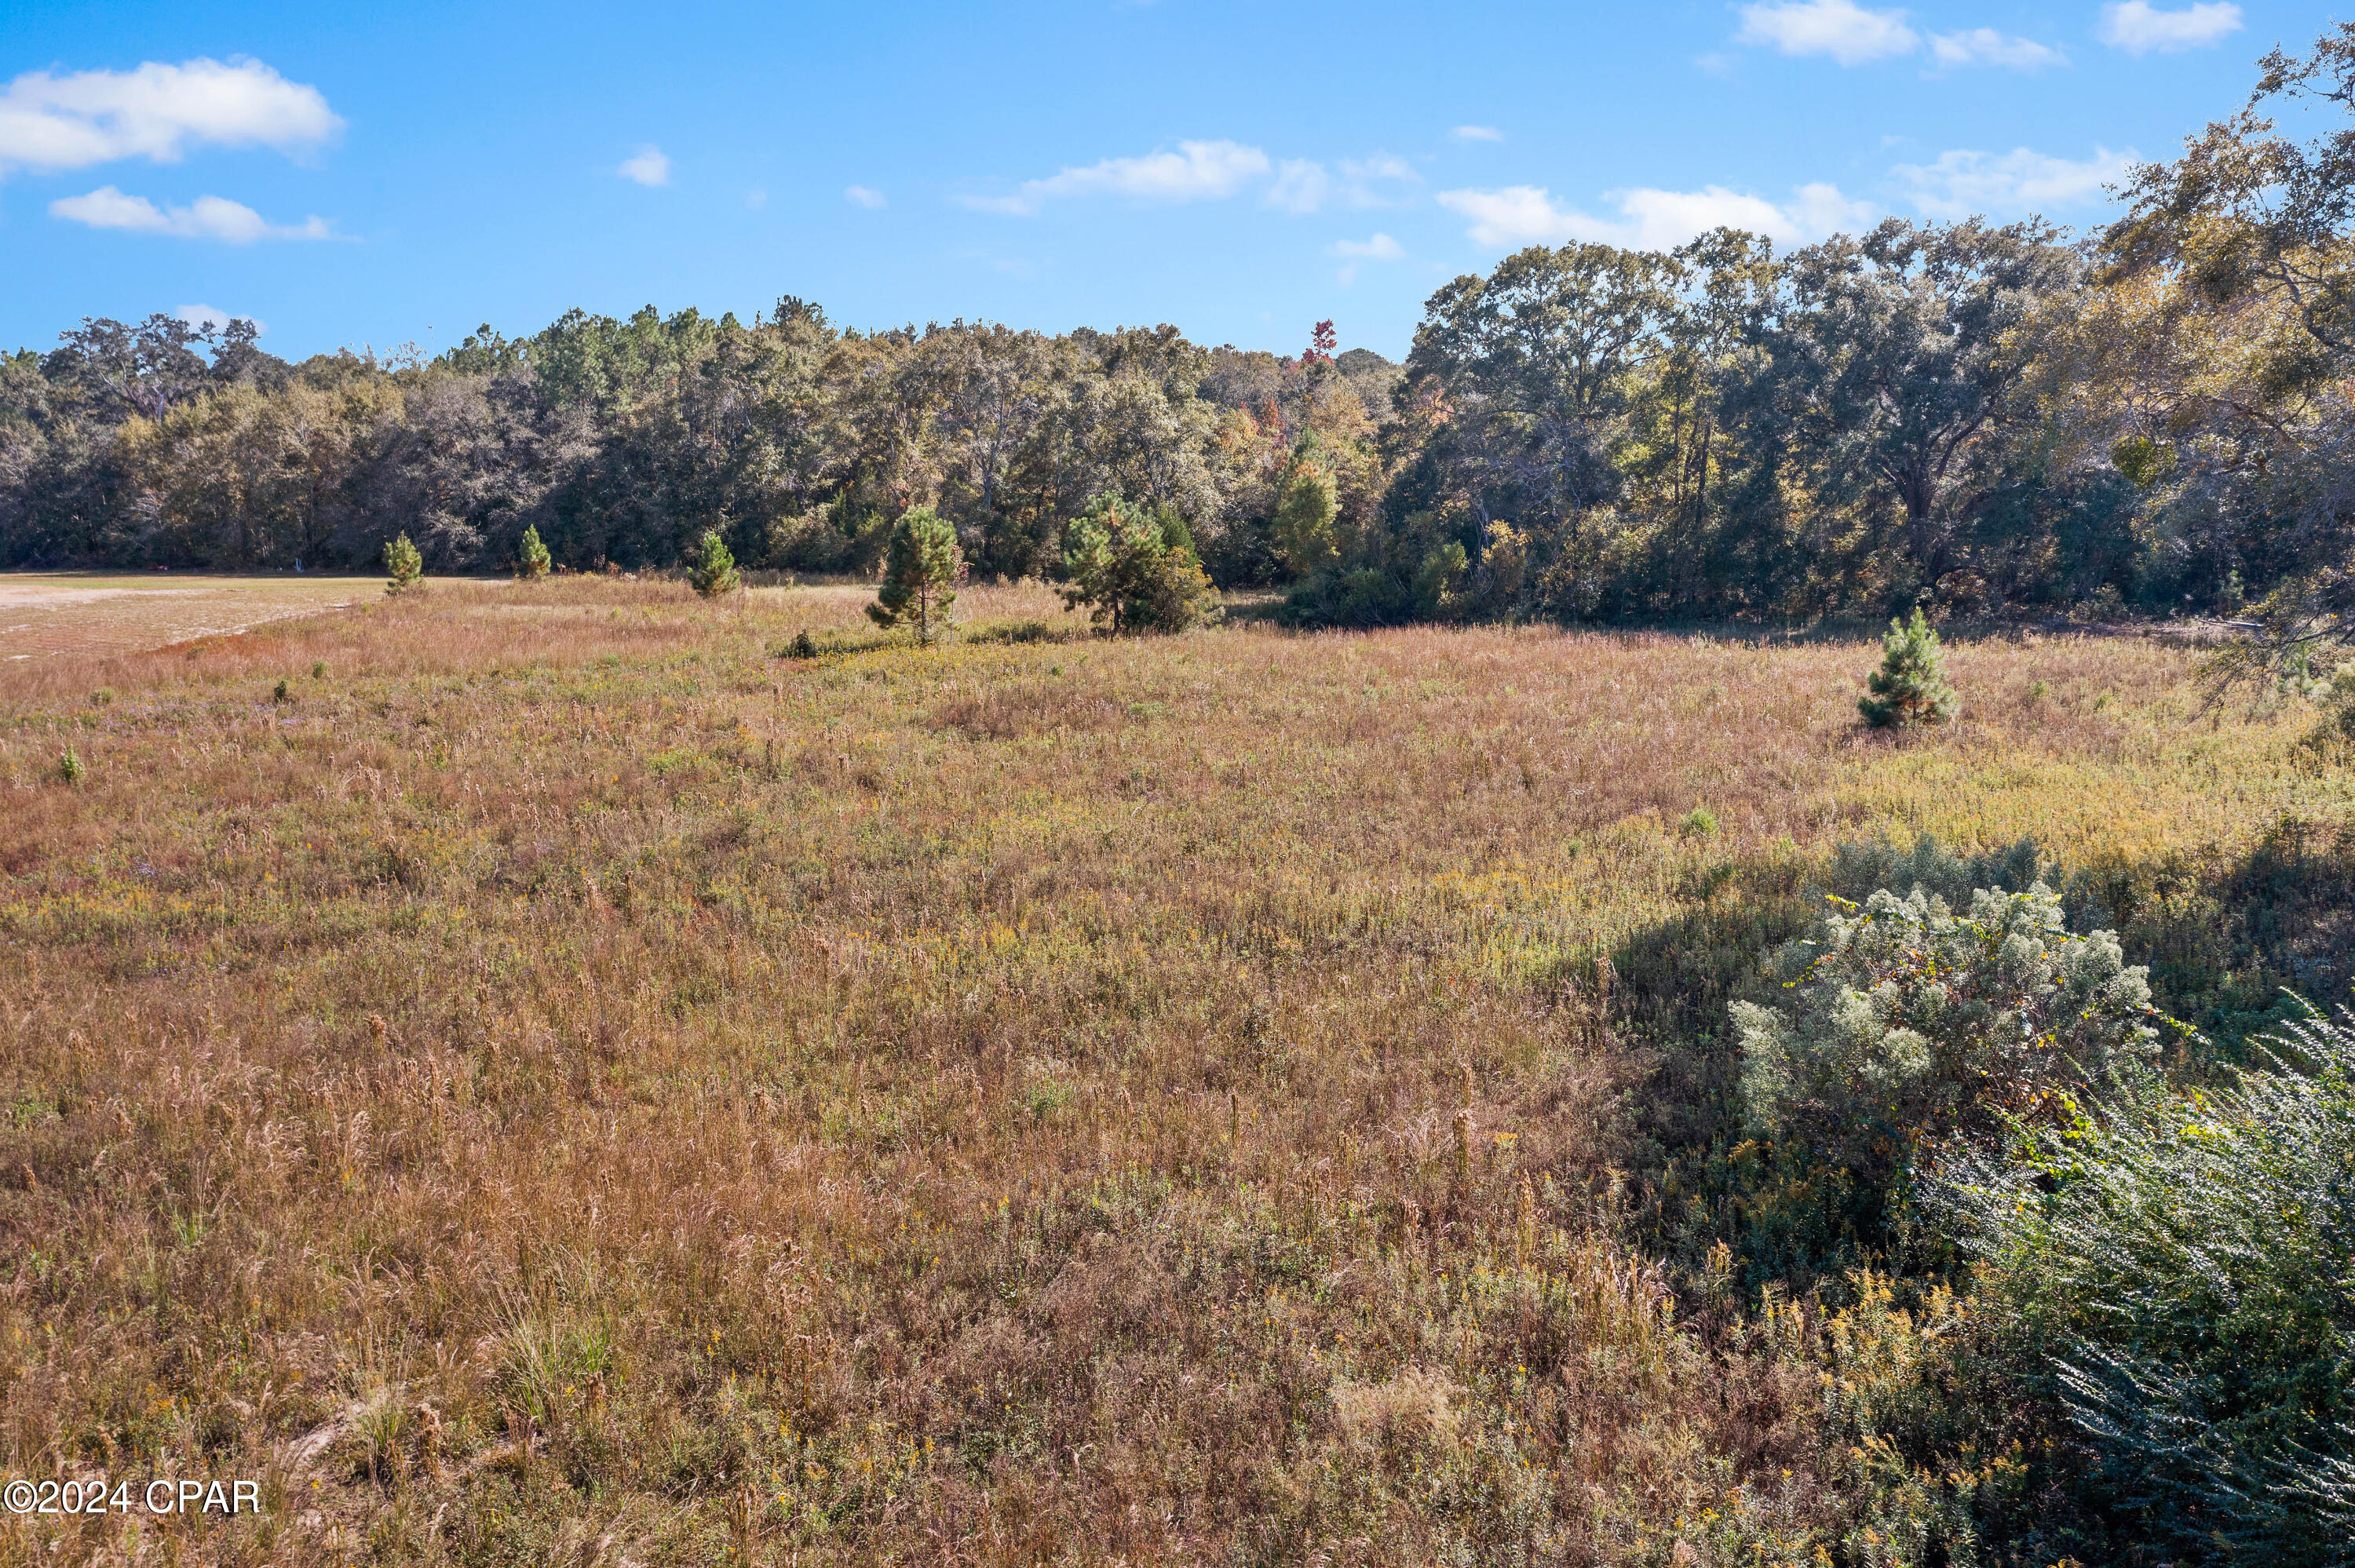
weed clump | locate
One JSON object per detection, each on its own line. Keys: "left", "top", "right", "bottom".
{"left": 1860, "top": 607, "right": 1958, "bottom": 727}
{"left": 57, "top": 747, "right": 85, "bottom": 786}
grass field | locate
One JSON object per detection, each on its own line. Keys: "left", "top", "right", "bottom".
{"left": 1, "top": 578, "right": 2347, "bottom": 1565}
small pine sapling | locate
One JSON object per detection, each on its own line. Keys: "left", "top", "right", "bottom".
{"left": 517, "top": 524, "right": 551, "bottom": 582}
{"left": 1860, "top": 607, "right": 1959, "bottom": 727}
{"left": 867, "top": 507, "right": 963, "bottom": 644}
{"left": 688, "top": 529, "right": 741, "bottom": 597}
{"left": 383, "top": 533, "right": 424, "bottom": 596}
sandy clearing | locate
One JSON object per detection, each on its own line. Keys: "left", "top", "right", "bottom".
{"left": 0, "top": 574, "right": 376, "bottom": 659}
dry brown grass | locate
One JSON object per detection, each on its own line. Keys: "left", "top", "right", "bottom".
{"left": 0, "top": 582, "right": 2344, "bottom": 1565}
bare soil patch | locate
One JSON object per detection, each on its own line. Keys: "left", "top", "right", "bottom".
{"left": 0, "top": 574, "right": 397, "bottom": 659}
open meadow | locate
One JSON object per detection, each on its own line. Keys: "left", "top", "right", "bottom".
{"left": 2, "top": 579, "right": 2350, "bottom": 1566}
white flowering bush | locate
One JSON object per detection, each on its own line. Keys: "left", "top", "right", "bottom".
{"left": 1734, "top": 882, "right": 2162, "bottom": 1191}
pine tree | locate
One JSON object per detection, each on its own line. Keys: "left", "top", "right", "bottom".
{"left": 688, "top": 529, "right": 741, "bottom": 597}
{"left": 867, "top": 507, "right": 962, "bottom": 644}
{"left": 517, "top": 524, "right": 551, "bottom": 581}
{"left": 1271, "top": 440, "right": 1339, "bottom": 578}
{"left": 1060, "top": 494, "right": 1220, "bottom": 635}
{"left": 1860, "top": 607, "right": 1959, "bottom": 727}
{"left": 383, "top": 533, "right": 423, "bottom": 596}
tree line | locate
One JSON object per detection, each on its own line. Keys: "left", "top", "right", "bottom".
{"left": 6, "top": 25, "right": 2352, "bottom": 655}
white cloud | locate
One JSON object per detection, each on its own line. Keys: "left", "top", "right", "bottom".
{"left": 1438, "top": 181, "right": 1871, "bottom": 250}
{"left": 844, "top": 184, "right": 885, "bottom": 208}
{"left": 1451, "top": 125, "right": 1503, "bottom": 142}
{"left": 177, "top": 304, "right": 263, "bottom": 334}
{"left": 1262, "top": 153, "right": 1417, "bottom": 214}
{"left": 1265, "top": 159, "right": 1330, "bottom": 214}
{"left": 2098, "top": 2, "right": 2242, "bottom": 55}
{"left": 1892, "top": 145, "right": 2135, "bottom": 217}
{"left": 962, "top": 139, "right": 1270, "bottom": 215}
{"left": 1333, "top": 232, "right": 1404, "bottom": 287}
{"left": 1736, "top": 0, "right": 1918, "bottom": 64}
{"left": 617, "top": 146, "right": 670, "bottom": 186}
{"left": 0, "top": 57, "right": 339, "bottom": 176}
{"left": 1345, "top": 154, "right": 1418, "bottom": 187}
{"left": 49, "top": 184, "right": 331, "bottom": 241}
{"left": 1930, "top": 28, "right": 2067, "bottom": 69}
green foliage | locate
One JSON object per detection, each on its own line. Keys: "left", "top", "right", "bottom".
{"left": 783, "top": 629, "right": 818, "bottom": 660}
{"left": 1936, "top": 1005, "right": 2355, "bottom": 1565}
{"left": 1732, "top": 881, "right": 2160, "bottom": 1227}
{"left": 382, "top": 532, "right": 423, "bottom": 596}
{"left": 687, "top": 528, "right": 739, "bottom": 597}
{"left": 1271, "top": 443, "right": 1339, "bottom": 578}
{"left": 57, "top": 748, "right": 84, "bottom": 786}
{"left": 1280, "top": 527, "right": 1473, "bottom": 629}
{"left": 1860, "top": 608, "right": 1959, "bottom": 728}
{"left": 1412, "top": 541, "right": 1472, "bottom": 619}
{"left": 2109, "top": 433, "right": 2175, "bottom": 489}
{"left": 2318, "top": 667, "right": 2355, "bottom": 748}
{"left": 1059, "top": 494, "right": 1220, "bottom": 635}
{"left": 516, "top": 523, "right": 551, "bottom": 581}
{"left": 1802, "top": 1273, "right": 2053, "bottom": 1568}
{"left": 865, "top": 506, "right": 962, "bottom": 644}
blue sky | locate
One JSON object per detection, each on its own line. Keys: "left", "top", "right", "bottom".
{"left": 0, "top": 1, "right": 2325, "bottom": 361}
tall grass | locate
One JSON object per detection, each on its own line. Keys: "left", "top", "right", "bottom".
{"left": 0, "top": 584, "right": 2344, "bottom": 1563}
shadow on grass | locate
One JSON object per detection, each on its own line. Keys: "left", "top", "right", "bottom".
{"left": 1599, "top": 816, "right": 2355, "bottom": 1285}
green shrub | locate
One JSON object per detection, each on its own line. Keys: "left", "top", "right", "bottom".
{"left": 1860, "top": 607, "right": 1959, "bottom": 727}
{"left": 866, "top": 506, "right": 962, "bottom": 644}
{"left": 965, "top": 619, "right": 1059, "bottom": 646}
{"left": 1936, "top": 1004, "right": 2355, "bottom": 1565}
{"left": 383, "top": 533, "right": 423, "bottom": 596}
{"left": 783, "top": 629, "right": 818, "bottom": 660}
{"left": 688, "top": 529, "right": 740, "bottom": 597}
{"left": 1732, "top": 881, "right": 2162, "bottom": 1229}
{"left": 57, "top": 748, "right": 85, "bottom": 786}
{"left": 1821, "top": 832, "right": 2056, "bottom": 910}
{"left": 1060, "top": 494, "right": 1220, "bottom": 635}
{"left": 517, "top": 523, "right": 551, "bottom": 582}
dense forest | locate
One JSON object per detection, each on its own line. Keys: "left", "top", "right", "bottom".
{"left": 6, "top": 27, "right": 2353, "bottom": 662}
